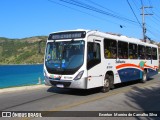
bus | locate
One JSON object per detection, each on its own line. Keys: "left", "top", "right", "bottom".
{"left": 44, "top": 29, "right": 159, "bottom": 92}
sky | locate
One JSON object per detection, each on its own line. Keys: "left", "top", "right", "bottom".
{"left": 0, "top": 0, "right": 160, "bottom": 42}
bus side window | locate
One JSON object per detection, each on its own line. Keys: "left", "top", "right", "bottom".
{"left": 104, "top": 39, "right": 117, "bottom": 59}
{"left": 129, "top": 43, "right": 137, "bottom": 59}
{"left": 146, "top": 46, "right": 152, "bottom": 60}
{"left": 138, "top": 45, "right": 145, "bottom": 59}
{"left": 152, "top": 47, "right": 157, "bottom": 60}
{"left": 118, "top": 41, "right": 128, "bottom": 59}
{"left": 87, "top": 42, "right": 101, "bottom": 70}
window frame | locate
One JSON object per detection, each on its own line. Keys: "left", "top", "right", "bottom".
{"left": 138, "top": 45, "right": 146, "bottom": 59}
{"left": 118, "top": 41, "right": 128, "bottom": 59}
{"left": 152, "top": 47, "right": 157, "bottom": 60}
{"left": 104, "top": 38, "right": 117, "bottom": 59}
{"left": 87, "top": 42, "right": 101, "bottom": 70}
{"left": 129, "top": 43, "right": 138, "bottom": 59}
{"left": 146, "top": 46, "right": 152, "bottom": 60}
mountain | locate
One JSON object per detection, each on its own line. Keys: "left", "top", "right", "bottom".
{"left": 0, "top": 36, "right": 159, "bottom": 65}
{"left": 0, "top": 36, "right": 47, "bottom": 64}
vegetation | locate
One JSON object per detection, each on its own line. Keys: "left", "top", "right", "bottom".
{"left": 0, "top": 36, "right": 47, "bottom": 64}
{"left": 0, "top": 36, "right": 160, "bottom": 65}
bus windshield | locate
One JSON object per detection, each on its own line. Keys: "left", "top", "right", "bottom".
{"left": 45, "top": 40, "right": 85, "bottom": 75}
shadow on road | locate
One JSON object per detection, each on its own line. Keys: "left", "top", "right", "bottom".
{"left": 46, "top": 77, "right": 160, "bottom": 119}
{"left": 47, "top": 87, "right": 101, "bottom": 96}
{"left": 124, "top": 84, "right": 160, "bottom": 120}
{"left": 47, "top": 78, "right": 155, "bottom": 96}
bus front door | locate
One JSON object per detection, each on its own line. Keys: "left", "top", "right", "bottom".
{"left": 87, "top": 42, "right": 103, "bottom": 88}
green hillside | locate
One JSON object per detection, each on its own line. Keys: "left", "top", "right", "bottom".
{"left": 0, "top": 36, "right": 160, "bottom": 65}
{"left": 0, "top": 36, "right": 47, "bottom": 64}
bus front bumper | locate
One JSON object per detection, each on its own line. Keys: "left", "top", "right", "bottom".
{"left": 44, "top": 78, "right": 87, "bottom": 89}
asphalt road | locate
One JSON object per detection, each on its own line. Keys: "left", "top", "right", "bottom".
{"left": 0, "top": 74, "right": 160, "bottom": 120}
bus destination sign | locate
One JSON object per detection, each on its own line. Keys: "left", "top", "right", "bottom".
{"left": 48, "top": 31, "right": 86, "bottom": 40}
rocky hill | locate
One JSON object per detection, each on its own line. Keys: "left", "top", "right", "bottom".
{"left": 0, "top": 36, "right": 47, "bottom": 64}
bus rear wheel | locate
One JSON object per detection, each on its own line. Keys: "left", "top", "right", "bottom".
{"left": 101, "top": 74, "right": 112, "bottom": 93}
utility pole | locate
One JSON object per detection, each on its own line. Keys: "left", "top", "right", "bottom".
{"left": 140, "top": 6, "right": 153, "bottom": 42}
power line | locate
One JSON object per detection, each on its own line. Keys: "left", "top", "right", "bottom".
{"left": 145, "top": 10, "right": 160, "bottom": 24}
{"left": 146, "top": 28, "right": 160, "bottom": 40}
{"left": 146, "top": 0, "right": 160, "bottom": 22}
{"left": 131, "top": 0, "right": 141, "bottom": 13}
{"left": 85, "top": 0, "right": 134, "bottom": 28}
{"left": 143, "top": 3, "right": 160, "bottom": 23}
{"left": 85, "top": 0, "right": 123, "bottom": 17}
{"left": 132, "top": 0, "right": 160, "bottom": 41}
{"left": 126, "top": 0, "right": 142, "bottom": 28}
{"left": 140, "top": 0, "right": 143, "bottom": 6}
{"left": 146, "top": 23, "right": 160, "bottom": 35}
{"left": 86, "top": 0, "right": 158, "bottom": 40}
{"left": 134, "top": 0, "right": 141, "bottom": 7}
{"left": 133, "top": 0, "right": 159, "bottom": 25}
{"left": 58, "top": 0, "right": 138, "bottom": 24}
{"left": 128, "top": 0, "right": 158, "bottom": 41}
{"left": 47, "top": 0, "right": 120, "bottom": 26}
{"left": 48, "top": 0, "right": 159, "bottom": 41}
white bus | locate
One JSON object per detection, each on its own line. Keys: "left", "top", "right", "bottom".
{"left": 44, "top": 29, "right": 159, "bottom": 92}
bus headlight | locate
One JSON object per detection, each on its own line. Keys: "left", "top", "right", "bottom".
{"left": 74, "top": 70, "right": 84, "bottom": 80}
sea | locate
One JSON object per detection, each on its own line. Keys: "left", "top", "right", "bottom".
{"left": 0, "top": 64, "right": 44, "bottom": 88}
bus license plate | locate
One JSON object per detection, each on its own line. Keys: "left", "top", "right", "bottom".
{"left": 56, "top": 84, "right": 64, "bottom": 88}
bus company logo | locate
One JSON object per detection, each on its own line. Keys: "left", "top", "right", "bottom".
{"left": 115, "top": 60, "right": 125, "bottom": 63}
{"left": 2, "top": 112, "right": 11, "bottom": 117}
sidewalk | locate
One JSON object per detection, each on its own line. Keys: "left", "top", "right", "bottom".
{"left": 0, "top": 84, "right": 49, "bottom": 94}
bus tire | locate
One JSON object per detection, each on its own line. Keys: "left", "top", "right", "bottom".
{"left": 141, "top": 70, "right": 147, "bottom": 83}
{"left": 101, "top": 74, "right": 112, "bottom": 93}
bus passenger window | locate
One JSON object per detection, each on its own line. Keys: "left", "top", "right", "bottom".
{"left": 146, "top": 46, "right": 152, "bottom": 60}
{"left": 152, "top": 47, "right": 157, "bottom": 60}
{"left": 87, "top": 42, "right": 101, "bottom": 70}
{"left": 104, "top": 39, "right": 117, "bottom": 59}
{"left": 118, "top": 41, "right": 128, "bottom": 59}
{"left": 129, "top": 43, "right": 137, "bottom": 59}
{"left": 138, "top": 45, "right": 145, "bottom": 59}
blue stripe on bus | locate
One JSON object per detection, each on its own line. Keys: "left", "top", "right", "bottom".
{"left": 118, "top": 68, "right": 158, "bottom": 82}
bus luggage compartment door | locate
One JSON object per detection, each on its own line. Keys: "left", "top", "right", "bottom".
{"left": 87, "top": 64, "right": 103, "bottom": 89}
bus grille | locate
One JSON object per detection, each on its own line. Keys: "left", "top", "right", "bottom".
{"left": 50, "top": 81, "right": 71, "bottom": 88}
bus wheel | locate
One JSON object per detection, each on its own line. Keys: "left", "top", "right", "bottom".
{"left": 101, "top": 74, "right": 111, "bottom": 93}
{"left": 141, "top": 70, "right": 147, "bottom": 83}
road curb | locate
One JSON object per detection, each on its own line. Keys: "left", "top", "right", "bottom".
{"left": 0, "top": 84, "right": 49, "bottom": 94}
